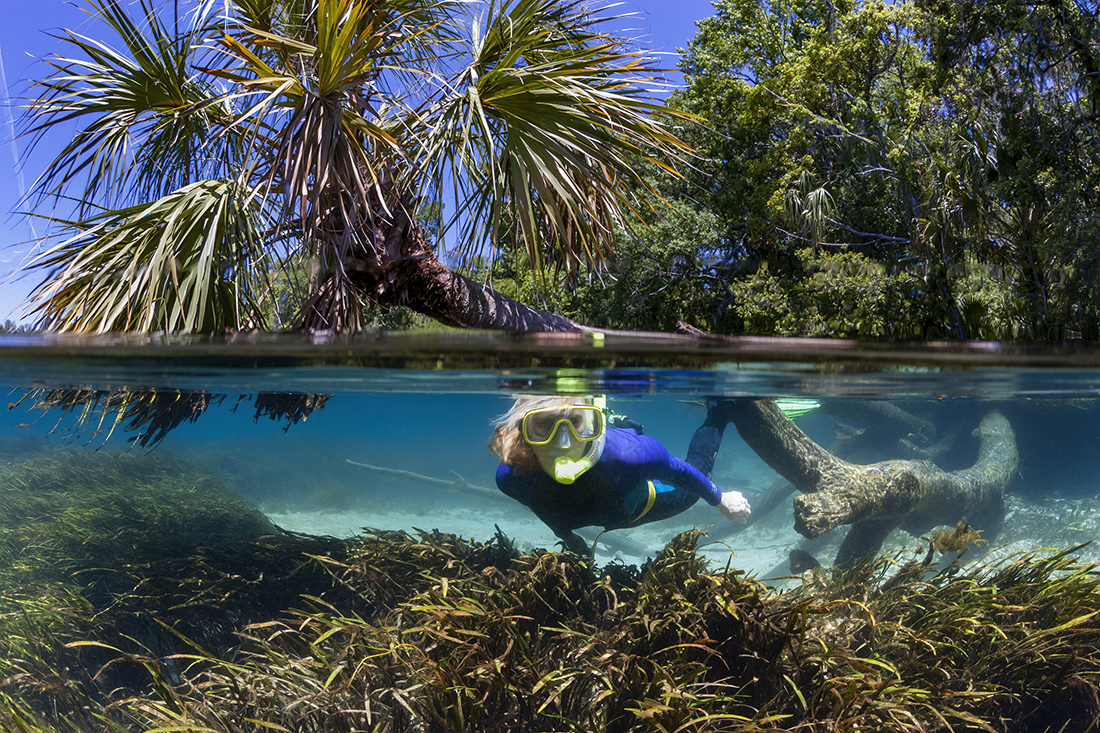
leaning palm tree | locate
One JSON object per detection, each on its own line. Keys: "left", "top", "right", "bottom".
{"left": 19, "top": 0, "right": 693, "bottom": 333}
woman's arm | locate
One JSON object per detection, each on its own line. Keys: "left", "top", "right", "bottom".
{"left": 629, "top": 433, "right": 751, "bottom": 522}
{"left": 658, "top": 454, "right": 723, "bottom": 505}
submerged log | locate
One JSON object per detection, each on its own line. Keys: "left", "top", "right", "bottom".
{"left": 708, "top": 421, "right": 866, "bottom": 541}
{"left": 725, "top": 399, "right": 1018, "bottom": 566}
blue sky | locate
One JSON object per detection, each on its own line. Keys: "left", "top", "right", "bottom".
{"left": 0, "top": 0, "right": 718, "bottom": 325}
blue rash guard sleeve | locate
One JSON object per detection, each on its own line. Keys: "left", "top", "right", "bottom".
{"left": 605, "top": 429, "right": 723, "bottom": 506}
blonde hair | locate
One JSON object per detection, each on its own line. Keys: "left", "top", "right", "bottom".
{"left": 488, "top": 395, "right": 592, "bottom": 473}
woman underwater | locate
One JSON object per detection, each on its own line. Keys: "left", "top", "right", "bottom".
{"left": 489, "top": 396, "right": 751, "bottom": 554}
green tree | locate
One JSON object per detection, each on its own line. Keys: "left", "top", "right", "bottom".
{"left": 670, "top": 0, "right": 1100, "bottom": 340}
{"left": 19, "top": 0, "right": 693, "bottom": 334}
{"left": 729, "top": 247, "right": 934, "bottom": 337}
{"left": 490, "top": 197, "right": 738, "bottom": 332}
{"left": 918, "top": 0, "right": 1100, "bottom": 338}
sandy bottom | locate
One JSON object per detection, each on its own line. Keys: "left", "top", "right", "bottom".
{"left": 266, "top": 503, "right": 793, "bottom": 574}
{"left": 262, "top": 479, "right": 1100, "bottom": 587}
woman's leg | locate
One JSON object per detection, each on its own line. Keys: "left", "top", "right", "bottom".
{"left": 685, "top": 399, "right": 733, "bottom": 478}
{"left": 632, "top": 483, "right": 699, "bottom": 525}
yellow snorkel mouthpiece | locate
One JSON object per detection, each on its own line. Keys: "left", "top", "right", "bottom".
{"left": 523, "top": 395, "right": 609, "bottom": 484}
{"left": 548, "top": 424, "right": 605, "bottom": 483}
{"left": 552, "top": 456, "right": 589, "bottom": 484}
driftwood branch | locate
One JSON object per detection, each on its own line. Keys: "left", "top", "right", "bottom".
{"left": 725, "top": 399, "right": 1018, "bottom": 566}
{"left": 346, "top": 459, "right": 507, "bottom": 503}
{"left": 708, "top": 421, "right": 865, "bottom": 541}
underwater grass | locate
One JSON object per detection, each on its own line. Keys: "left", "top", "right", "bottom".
{"left": 92, "top": 529, "right": 780, "bottom": 733}
{"left": 73, "top": 529, "right": 1100, "bottom": 733}
{"left": 0, "top": 444, "right": 1099, "bottom": 731}
{"left": 0, "top": 443, "right": 356, "bottom": 725}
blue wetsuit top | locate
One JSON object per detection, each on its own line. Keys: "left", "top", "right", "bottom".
{"left": 495, "top": 427, "right": 721, "bottom": 539}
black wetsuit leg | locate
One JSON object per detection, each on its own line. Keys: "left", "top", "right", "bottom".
{"left": 685, "top": 401, "right": 730, "bottom": 479}
{"left": 636, "top": 487, "right": 699, "bottom": 524}
{"left": 627, "top": 402, "right": 734, "bottom": 528}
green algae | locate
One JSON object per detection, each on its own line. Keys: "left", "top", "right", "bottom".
{"left": 0, "top": 443, "right": 353, "bottom": 725}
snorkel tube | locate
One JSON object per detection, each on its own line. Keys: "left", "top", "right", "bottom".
{"left": 547, "top": 395, "right": 607, "bottom": 484}
{"left": 550, "top": 428, "right": 605, "bottom": 484}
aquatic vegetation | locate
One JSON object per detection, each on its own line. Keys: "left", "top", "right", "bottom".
{"left": 929, "top": 521, "right": 987, "bottom": 555}
{"left": 776, "top": 541, "right": 1100, "bottom": 731}
{"left": 1, "top": 445, "right": 1099, "bottom": 732}
{"left": 0, "top": 445, "right": 354, "bottom": 720}
{"left": 79, "top": 529, "right": 783, "bottom": 733}
{"left": 119, "top": 535, "right": 1100, "bottom": 731}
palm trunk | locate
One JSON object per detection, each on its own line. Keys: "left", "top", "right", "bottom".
{"left": 376, "top": 247, "right": 586, "bottom": 332}
{"left": 297, "top": 210, "right": 586, "bottom": 333}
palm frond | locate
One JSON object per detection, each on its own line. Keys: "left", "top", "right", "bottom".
{"left": 422, "top": 0, "right": 697, "bottom": 279}
{"left": 16, "top": 0, "right": 697, "bottom": 334}
{"left": 26, "top": 179, "right": 268, "bottom": 333}
{"left": 21, "top": 0, "right": 237, "bottom": 214}
{"left": 211, "top": 0, "right": 447, "bottom": 258}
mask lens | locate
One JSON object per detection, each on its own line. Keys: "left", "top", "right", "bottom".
{"left": 526, "top": 412, "right": 559, "bottom": 443}
{"left": 522, "top": 406, "right": 604, "bottom": 445}
{"left": 571, "top": 410, "right": 598, "bottom": 439}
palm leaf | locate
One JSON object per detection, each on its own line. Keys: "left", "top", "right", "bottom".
{"left": 16, "top": 0, "right": 697, "bottom": 334}
{"left": 420, "top": 0, "right": 698, "bottom": 281}
{"left": 21, "top": 0, "right": 237, "bottom": 214}
{"left": 210, "top": 0, "right": 447, "bottom": 257}
{"left": 26, "top": 180, "right": 267, "bottom": 333}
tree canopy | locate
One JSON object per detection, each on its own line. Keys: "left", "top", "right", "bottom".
{"left": 705, "top": 0, "right": 1100, "bottom": 339}
{"left": 501, "top": 0, "right": 1100, "bottom": 339}
{"left": 17, "top": 0, "right": 1100, "bottom": 340}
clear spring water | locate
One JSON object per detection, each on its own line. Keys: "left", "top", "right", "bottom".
{"left": 3, "top": 331, "right": 1100, "bottom": 578}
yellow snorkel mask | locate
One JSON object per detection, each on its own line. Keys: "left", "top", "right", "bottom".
{"left": 522, "top": 398, "right": 607, "bottom": 484}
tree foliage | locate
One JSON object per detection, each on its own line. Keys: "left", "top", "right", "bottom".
{"left": 655, "top": 0, "right": 1100, "bottom": 339}
{"left": 530, "top": 0, "right": 1100, "bottom": 339}
{"left": 491, "top": 197, "right": 738, "bottom": 331}
{"left": 21, "top": 0, "right": 1100, "bottom": 339}
{"left": 729, "top": 248, "right": 936, "bottom": 337}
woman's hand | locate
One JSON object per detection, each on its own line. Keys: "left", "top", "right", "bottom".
{"left": 717, "top": 490, "right": 751, "bottom": 523}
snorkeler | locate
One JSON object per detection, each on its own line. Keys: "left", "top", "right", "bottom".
{"left": 489, "top": 396, "right": 750, "bottom": 554}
